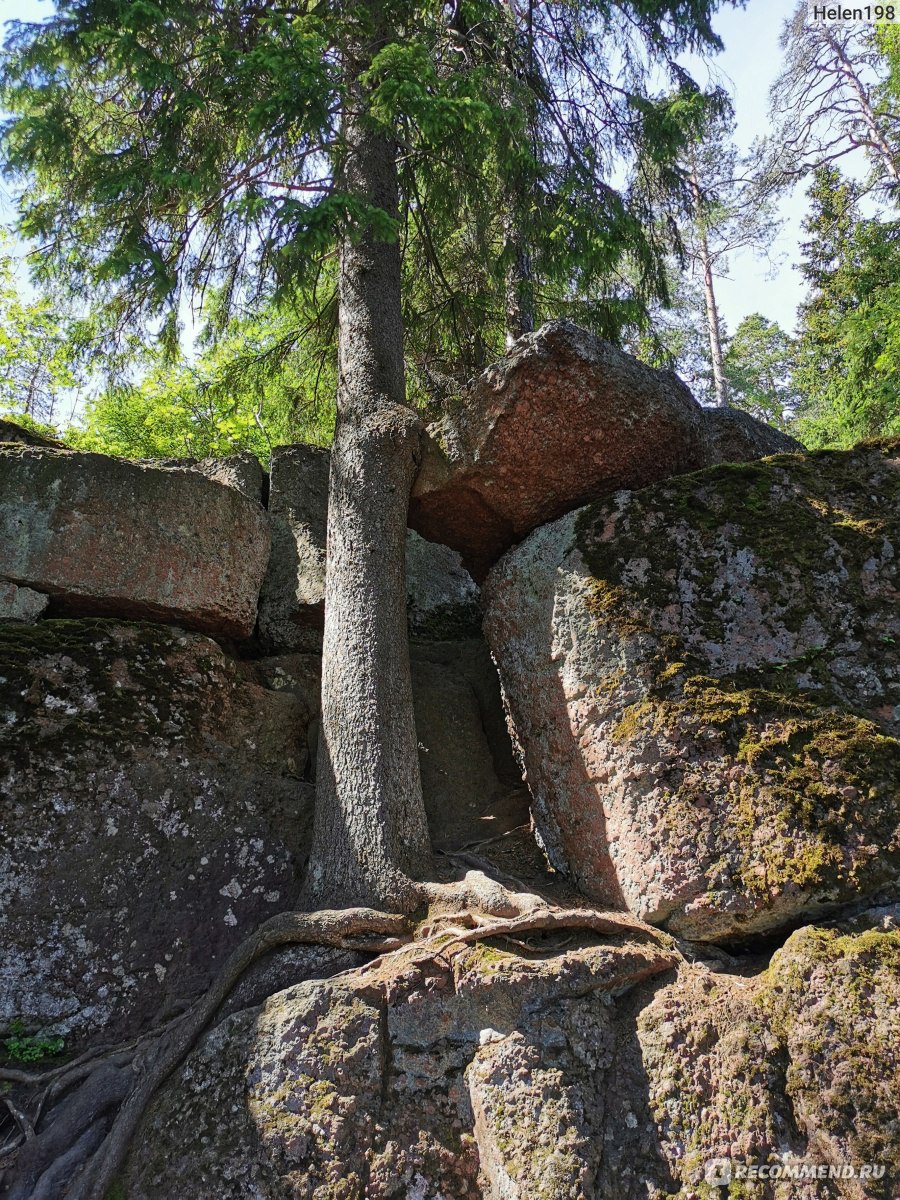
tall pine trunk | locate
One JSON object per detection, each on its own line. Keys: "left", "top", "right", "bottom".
{"left": 691, "top": 168, "right": 728, "bottom": 408}
{"left": 699, "top": 225, "right": 728, "bottom": 408}
{"left": 302, "top": 20, "right": 432, "bottom": 913}
{"left": 501, "top": 19, "right": 536, "bottom": 347}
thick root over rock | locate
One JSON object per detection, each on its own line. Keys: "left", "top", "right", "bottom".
{"left": 1, "top": 895, "right": 666, "bottom": 1200}
{"left": 2, "top": 908, "right": 410, "bottom": 1200}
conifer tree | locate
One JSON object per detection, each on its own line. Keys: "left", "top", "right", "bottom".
{"left": 765, "top": 3, "right": 900, "bottom": 191}
{"left": 2, "top": 0, "right": 726, "bottom": 911}
{"left": 793, "top": 165, "right": 900, "bottom": 447}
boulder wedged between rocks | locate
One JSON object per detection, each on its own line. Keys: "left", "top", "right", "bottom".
{"left": 408, "top": 320, "right": 797, "bottom": 580}
{"left": 409, "top": 321, "right": 712, "bottom": 580}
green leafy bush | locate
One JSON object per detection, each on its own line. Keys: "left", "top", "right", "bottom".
{"left": 2, "top": 1019, "right": 65, "bottom": 1063}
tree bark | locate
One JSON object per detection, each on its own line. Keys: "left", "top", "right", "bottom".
{"left": 503, "top": 206, "right": 535, "bottom": 347}
{"left": 691, "top": 170, "right": 728, "bottom": 408}
{"left": 302, "top": 21, "right": 433, "bottom": 913}
{"left": 501, "top": 16, "right": 536, "bottom": 348}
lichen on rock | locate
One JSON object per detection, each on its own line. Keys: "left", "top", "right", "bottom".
{"left": 639, "top": 908, "right": 900, "bottom": 1200}
{"left": 483, "top": 440, "right": 900, "bottom": 940}
{"left": 0, "top": 618, "right": 313, "bottom": 1047}
{"left": 123, "top": 930, "right": 676, "bottom": 1199}
{"left": 119, "top": 911, "right": 899, "bottom": 1199}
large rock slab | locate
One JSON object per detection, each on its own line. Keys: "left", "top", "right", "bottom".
{"left": 120, "top": 911, "right": 899, "bottom": 1199}
{"left": 0, "top": 446, "right": 269, "bottom": 638}
{"left": 0, "top": 619, "right": 311, "bottom": 1046}
{"left": 483, "top": 441, "right": 900, "bottom": 940}
{"left": 123, "top": 929, "right": 674, "bottom": 1199}
{"left": 704, "top": 406, "right": 803, "bottom": 463}
{"left": 409, "top": 321, "right": 713, "bottom": 579}
{"left": 257, "top": 443, "right": 481, "bottom": 651}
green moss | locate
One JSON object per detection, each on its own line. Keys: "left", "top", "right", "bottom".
{"left": 458, "top": 942, "right": 517, "bottom": 976}
{"left": 622, "top": 673, "right": 900, "bottom": 898}
{"left": 757, "top": 924, "right": 900, "bottom": 1190}
{"left": 574, "top": 439, "right": 900, "bottom": 656}
{"left": 570, "top": 441, "right": 900, "bottom": 904}
{"left": 612, "top": 701, "right": 654, "bottom": 744}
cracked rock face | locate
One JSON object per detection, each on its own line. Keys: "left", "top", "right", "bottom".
{"left": 0, "top": 446, "right": 270, "bottom": 638}
{"left": 122, "top": 912, "right": 899, "bottom": 1200}
{"left": 483, "top": 441, "right": 900, "bottom": 941}
{"left": 408, "top": 321, "right": 713, "bottom": 580}
{"left": 0, "top": 619, "right": 312, "bottom": 1046}
{"left": 123, "top": 931, "right": 676, "bottom": 1199}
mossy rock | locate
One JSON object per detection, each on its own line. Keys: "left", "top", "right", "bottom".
{"left": 0, "top": 619, "right": 312, "bottom": 1048}
{"left": 484, "top": 440, "right": 900, "bottom": 940}
{"left": 638, "top": 911, "right": 899, "bottom": 1200}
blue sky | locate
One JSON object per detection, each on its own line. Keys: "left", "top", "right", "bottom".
{"left": 0, "top": 0, "right": 815, "bottom": 333}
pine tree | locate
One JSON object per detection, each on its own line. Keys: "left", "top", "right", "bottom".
{"left": 682, "top": 114, "right": 780, "bottom": 407}
{"left": 765, "top": 3, "right": 900, "bottom": 192}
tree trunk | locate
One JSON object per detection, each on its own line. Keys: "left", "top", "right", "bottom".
{"left": 699, "top": 232, "right": 728, "bottom": 408}
{"left": 691, "top": 170, "right": 728, "bottom": 408}
{"left": 501, "top": 17, "right": 536, "bottom": 348}
{"left": 503, "top": 206, "right": 535, "bottom": 346}
{"left": 302, "top": 23, "right": 432, "bottom": 913}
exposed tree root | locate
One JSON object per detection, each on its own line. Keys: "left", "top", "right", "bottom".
{"left": 2, "top": 895, "right": 673, "bottom": 1200}
{"left": 449, "top": 906, "right": 670, "bottom": 945}
{"left": 6, "top": 1064, "right": 132, "bottom": 1200}
{"left": 3, "top": 908, "right": 410, "bottom": 1200}
{"left": 418, "top": 868, "right": 547, "bottom": 918}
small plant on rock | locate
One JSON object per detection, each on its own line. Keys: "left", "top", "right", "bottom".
{"left": 2, "top": 1019, "right": 65, "bottom": 1064}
